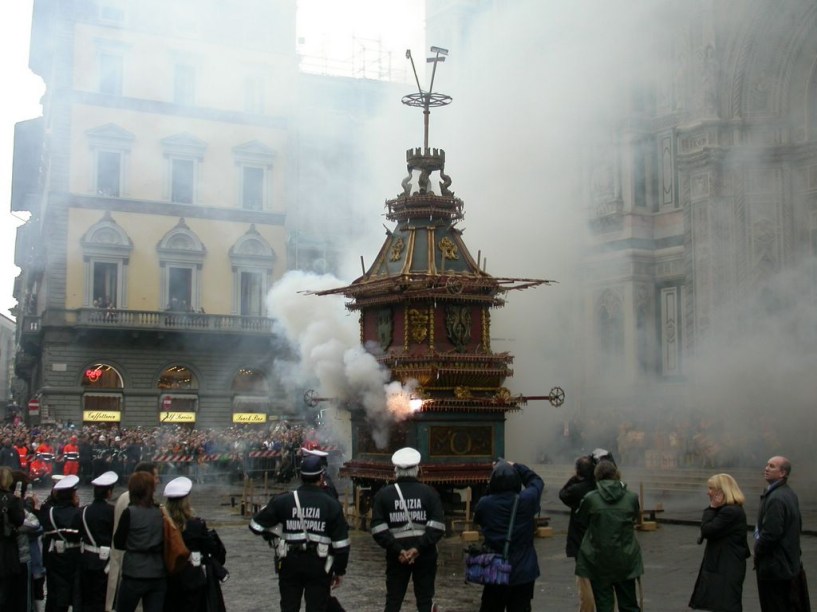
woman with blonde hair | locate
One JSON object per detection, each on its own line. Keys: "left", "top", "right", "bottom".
{"left": 689, "top": 473, "right": 751, "bottom": 611}
{"left": 162, "top": 477, "right": 227, "bottom": 612}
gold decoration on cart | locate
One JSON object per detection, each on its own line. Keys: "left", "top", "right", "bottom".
{"left": 438, "top": 236, "right": 458, "bottom": 260}
{"left": 408, "top": 308, "right": 429, "bottom": 343}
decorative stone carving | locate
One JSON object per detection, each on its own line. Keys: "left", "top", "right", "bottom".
{"left": 390, "top": 237, "right": 404, "bottom": 262}
{"left": 377, "top": 308, "right": 393, "bottom": 350}
{"left": 445, "top": 305, "right": 471, "bottom": 352}
{"left": 438, "top": 236, "right": 458, "bottom": 260}
{"left": 407, "top": 308, "right": 429, "bottom": 343}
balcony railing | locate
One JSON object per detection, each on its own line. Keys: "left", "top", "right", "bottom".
{"left": 41, "top": 308, "right": 273, "bottom": 334}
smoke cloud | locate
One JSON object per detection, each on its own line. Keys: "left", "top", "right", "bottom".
{"left": 268, "top": 1, "right": 817, "bottom": 473}
{"left": 265, "top": 270, "right": 418, "bottom": 448}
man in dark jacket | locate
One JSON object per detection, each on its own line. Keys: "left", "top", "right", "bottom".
{"left": 0, "top": 438, "right": 21, "bottom": 470}
{"left": 559, "top": 455, "right": 596, "bottom": 612}
{"left": 250, "top": 454, "right": 350, "bottom": 612}
{"left": 371, "top": 447, "right": 446, "bottom": 612}
{"left": 474, "top": 460, "right": 544, "bottom": 612}
{"left": 575, "top": 460, "right": 643, "bottom": 612}
{"left": 754, "top": 455, "right": 809, "bottom": 611}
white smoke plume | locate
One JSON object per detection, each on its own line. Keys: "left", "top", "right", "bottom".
{"left": 265, "top": 270, "right": 418, "bottom": 447}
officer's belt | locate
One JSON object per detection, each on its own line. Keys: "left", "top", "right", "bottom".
{"left": 45, "top": 528, "right": 79, "bottom": 537}
{"left": 281, "top": 532, "right": 332, "bottom": 545}
{"left": 287, "top": 541, "right": 320, "bottom": 553}
{"left": 390, "top": 526, "right": 427, "bottom": 539}
{"left": 81, "top": 543, "right": 107, "bottom": 554}
{"left": 48, "top": 541, "right": 80, "bottom": 550}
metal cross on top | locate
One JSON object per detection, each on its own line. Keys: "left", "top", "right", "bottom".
{"left": 402, "top": 46, "right": 452, "bottom": 151}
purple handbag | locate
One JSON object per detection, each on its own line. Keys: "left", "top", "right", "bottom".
{"left": 465, "top": 494, "right": 519, "bottom": 585}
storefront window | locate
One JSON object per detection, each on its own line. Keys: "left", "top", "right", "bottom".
{"left": 81, "top": 363, "right": 124, "bottom": 422}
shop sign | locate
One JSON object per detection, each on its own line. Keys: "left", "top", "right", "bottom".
{"left": 28, "top": 398, "right": 40, "bottom": 416}
{"left": 159, "top": 411, "right": 196, "bottom": 423}
{"left": 83, "top": 410, "right": 122, "bottom": 422}
{"left": 232, "top": 412, "right": 267, "bottom": 424}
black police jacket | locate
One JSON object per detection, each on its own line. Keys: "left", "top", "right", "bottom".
{"left": 72, "top": 498, "right": 115, "bottom": 571}
{"left": 371, "top": 477, "right": 446, "bottom": 557}
{"left": 249, "top": 483, "right": 350, "bottom": 575}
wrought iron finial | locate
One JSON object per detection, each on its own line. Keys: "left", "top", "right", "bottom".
{"left": 402, "top": 46, "right": 452, "bottom": 151}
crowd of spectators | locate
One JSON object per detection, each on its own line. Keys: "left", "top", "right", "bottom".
{"left": 0, "top": 421, "right": 328, "bottom": 485}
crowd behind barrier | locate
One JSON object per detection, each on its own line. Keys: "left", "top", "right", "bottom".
{"left": 0, "top": 421, "right": 340, "bottom": 486}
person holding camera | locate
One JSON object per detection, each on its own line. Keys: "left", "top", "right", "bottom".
{"left": 559, "top": 455, "right": 597, "bottom": 612}
{"left": 575, "top": 459, "right": 643, "bottom": 612}
{"left": 473, "top": 459, "right": 544, "bottom": 612}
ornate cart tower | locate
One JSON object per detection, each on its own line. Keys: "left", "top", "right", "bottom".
{"left": 316, "top": 48, "right": 561, "bottom": 506}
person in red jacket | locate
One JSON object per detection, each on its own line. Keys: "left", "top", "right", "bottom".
{"left": 62, "top": 435, "right": 80, "bottom": 476}
{"left": 14, "top": 438, "right": 29, "bottom": 471}
{"left": 31, "top": 439, "right": 56, "bottom": 479}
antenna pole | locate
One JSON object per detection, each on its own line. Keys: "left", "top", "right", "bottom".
{"left": 406, "top": 50, "right": 423, "bottom": 96}
{"left": 401, "top": 46, "right": 451, "bottom": 153}
{"left": 424, "top": 101, "right": 430, "bottom": 150}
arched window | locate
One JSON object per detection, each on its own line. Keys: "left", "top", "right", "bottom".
{"left": 157, "top": 218, "right": 206, "bottom": 312}
{"left": 231, "top": 368, "right": 269, "bottom": 424}
{"left": 81, "top": 212, "right": 133, "bottom": 309}
{"left": 81, "top": 363, "right": 124, "bottom": 423}
{"left": 157, "top": 364, "right": 198, "bottom": 424}
{"left": 229, "top": 225, "right": 276, "bottom": 317}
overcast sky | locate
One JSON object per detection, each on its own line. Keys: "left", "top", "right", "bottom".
{"left": 0, "top": 0, "right": 41, "bottom": 319}
{"left": 0, "top": 0, "right": 424, "bottom": 320}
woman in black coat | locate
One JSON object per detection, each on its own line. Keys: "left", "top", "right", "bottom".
{"left": 689, "top": 473, "right": 751, "bottom": 612}
{"left": 162, "top": 477, "right": 227, "bottom": 612}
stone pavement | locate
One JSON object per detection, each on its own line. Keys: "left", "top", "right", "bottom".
{"left": 61, "top": 476, "right": 817, "bottom": 612}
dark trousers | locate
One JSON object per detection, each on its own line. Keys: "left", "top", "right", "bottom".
{"left": 116, "top": 576, "right": 167, "bottom": 612}
{"left": 479, "top": 581, "right": 534, "bottom": 612}
{"left": 80, "top": 567, "right": 108, "bottom": 612}
{"left": 278, "top": 551, "right": 332, "bottom": 612}
{"left": 0, "top": 562, "right": 29, "bottom": 612}
{"left": 384, "top": 551, "right": 437, "bottom": 612}
{"left": 758, "top": 574, "right": 811, "bottom": 612}
{"left": 590, "top": 578, "right": 640, "bottom": 612}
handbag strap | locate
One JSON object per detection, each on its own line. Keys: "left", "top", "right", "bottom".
{"left": 502, "top": 494, "right": 520, "bottom": 560}
{"left": 394, "top": 483, "right": 416, "bottom": 533}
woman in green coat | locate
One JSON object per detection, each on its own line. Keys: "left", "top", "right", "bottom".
{"left": 689, "top": 473, "right": 750, "bottom": 612}
{"left": 575, "top": 460, "right": 643, "bottom": 612}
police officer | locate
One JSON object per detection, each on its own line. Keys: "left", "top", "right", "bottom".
{"left": 73, "top": 470, "right": 117, "bottom": 612}
{"left": 40, "top": 474, "right": 82, "bottom": 612}
{"left": 250, "top": 454, "right": 350, "bottom": 612}
{"left": 301, "top": 446, "right": 339, "bottom": 500}
{"left": 371, "top": 447, "right": 446, "bottom": 612}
